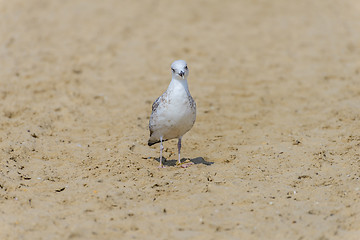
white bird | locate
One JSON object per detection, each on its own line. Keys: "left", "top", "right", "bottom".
{"left": 148, "top": 60, "right": 196, "bottom": 168}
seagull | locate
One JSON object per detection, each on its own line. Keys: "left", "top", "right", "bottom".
{"left": 148, "top": 60, "right": 196, "bottom": 168}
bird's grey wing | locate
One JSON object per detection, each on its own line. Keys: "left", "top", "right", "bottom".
{"left": 149, "top": 94, "right": 164, "bottom": 136}
{"left": 152, "top": 95, "right": 162, "bottom": 112}
{"left": 151, "top": 90, "right": 169, "bottom": 113}
{"left": 188, "top": 95, "right": 196, "bottom": 109}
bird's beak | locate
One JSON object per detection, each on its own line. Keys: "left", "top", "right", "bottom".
{"left": 179, "top": 71, "right": 185, "bottom": 77}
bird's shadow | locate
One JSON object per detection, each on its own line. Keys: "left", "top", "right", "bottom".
{"left": 154, "top": 157, "right": 214, "bottom": 167}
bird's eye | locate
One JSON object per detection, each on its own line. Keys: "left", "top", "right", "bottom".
{"left": 171, "top": 68, "right": 175, "bottom": 72}
{"left": 185, "top": 66, "right": 188, "bottom": 70}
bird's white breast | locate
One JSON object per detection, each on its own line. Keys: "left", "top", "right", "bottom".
{"left": 149, "top": 78, "right": 196, "bottom": 140}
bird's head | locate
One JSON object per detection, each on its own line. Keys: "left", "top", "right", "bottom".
{"left": 171, "top": 60, "right": 189, "bottom": 80}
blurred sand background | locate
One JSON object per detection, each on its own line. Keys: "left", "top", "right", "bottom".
{"left": 1, "top": 0, "right": 360, "bottom": 239}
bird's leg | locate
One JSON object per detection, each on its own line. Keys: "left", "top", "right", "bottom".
{"left": 177, "top": 137, "right": 182, "bottom": 165}
{"left": 177, "top": 136, "right": 194, "bottom": 168}
{"left": 159, "top": 136, "right": 165, "bottom": 168}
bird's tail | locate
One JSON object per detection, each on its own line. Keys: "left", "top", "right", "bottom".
{"left": 148, "top": 138, "right": 168, "bottom": 146}
{"left": 148, "top": 140, "right": 159, "bottom": 146}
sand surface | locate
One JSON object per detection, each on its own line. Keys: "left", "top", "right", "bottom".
{"left": 1, "top": 0, "right": 360, "bottom": 239}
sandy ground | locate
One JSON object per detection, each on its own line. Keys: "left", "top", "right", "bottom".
{"left": 1, "top": 0, "right": 360, "bottom": 239}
